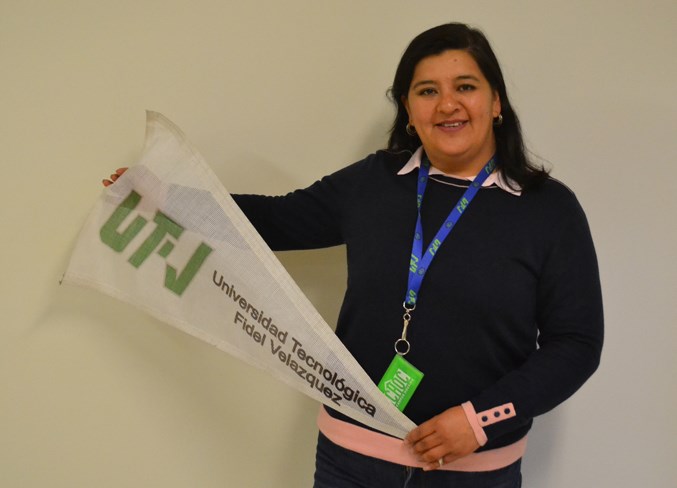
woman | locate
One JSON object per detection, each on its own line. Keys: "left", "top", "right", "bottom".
{"left": 105, "top": 23, "right": 603, "bottom": 488}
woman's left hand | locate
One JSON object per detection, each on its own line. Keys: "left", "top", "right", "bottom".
{"left": 404, "top": 405, "right": 480, "bottom": 471}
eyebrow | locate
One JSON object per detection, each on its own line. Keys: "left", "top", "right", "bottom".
{"left": 411, "top": 75, "right": 481, "bottom": 90}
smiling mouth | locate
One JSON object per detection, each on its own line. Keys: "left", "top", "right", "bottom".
{"left": 437, "top": 121, "right": 467, "bottom": 128}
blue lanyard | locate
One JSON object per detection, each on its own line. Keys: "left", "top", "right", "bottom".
{"left": 392, "top": 154, "right": 496, "bottom": 357}
{"left": 404, "top": 155, "right": 496, "bottom": 308}
{"left": 395, "top": 154, "right": 496, "bottom": 356}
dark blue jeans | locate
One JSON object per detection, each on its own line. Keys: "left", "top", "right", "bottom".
{"left": 313, "top": 432, "right": 522, "bottom": 488}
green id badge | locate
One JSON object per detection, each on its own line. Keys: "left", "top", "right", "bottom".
{"left": 377, "top": 354, "right": 424, "bottom": 411}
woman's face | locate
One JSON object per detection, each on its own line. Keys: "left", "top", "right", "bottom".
{"left": 403, "top": 49, "right": 501, "bottom": 175}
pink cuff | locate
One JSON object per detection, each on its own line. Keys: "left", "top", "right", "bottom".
{"left": 461, "top": 401, "right": 517, "bottom": 445}
{"left": 477, "top": 402, "right": 517, "bottom": 427}
{"left": 461, "top": 401, "right": 488, "bottom": 446}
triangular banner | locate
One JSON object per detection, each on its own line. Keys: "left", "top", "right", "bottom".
{"left": 63, "top": 111, "right": 416, "bottom": 438}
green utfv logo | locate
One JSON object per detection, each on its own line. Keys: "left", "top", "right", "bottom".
{"left": 99, "top": 190, "right": 213, "bottom": 296}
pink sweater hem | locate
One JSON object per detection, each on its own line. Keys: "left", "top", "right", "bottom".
{"left": 317, "top": 407, "right": 526, "bottom": 472}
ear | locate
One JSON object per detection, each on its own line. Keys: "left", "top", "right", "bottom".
{"left": 401, "top": 95, "right": 411, "bottom": 120}
{"left": 492, "top": 91, "right": 502, "bottom": 118}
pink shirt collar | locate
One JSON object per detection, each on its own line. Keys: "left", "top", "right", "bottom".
{"left": 396, "top": 147, "right": 522, "bottom": 196}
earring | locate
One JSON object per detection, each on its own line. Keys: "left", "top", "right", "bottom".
{"left": 493, "top": 114, "right": 503, "bottom": 127}
{"left": 406, "top": 123, "right": 417, "bottom": 136}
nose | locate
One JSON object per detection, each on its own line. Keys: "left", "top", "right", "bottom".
{"left": 437, "top": 90, "right": 459, "bottom": 113}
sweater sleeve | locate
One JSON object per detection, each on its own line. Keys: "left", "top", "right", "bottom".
{"left": 468, "top": 193, "right": 604, "bottom": 442}
{"left": 232, "top": 173, "right": 347, "bottom": 251}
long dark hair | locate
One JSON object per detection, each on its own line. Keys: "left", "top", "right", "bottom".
{"left": 387, "top": 23, "right": 548, "bottom": 190}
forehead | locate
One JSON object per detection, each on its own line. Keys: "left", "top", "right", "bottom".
{"left": 412, "top": 49, "right": 484, "bottom": 81}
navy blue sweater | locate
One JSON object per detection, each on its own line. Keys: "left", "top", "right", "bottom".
{"left": 233, "top": 150, "right": 603, "bottom": 451}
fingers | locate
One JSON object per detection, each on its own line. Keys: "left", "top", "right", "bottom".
{"left": 404, "top": 417, "right": 437, "bottom": 445}
{"left": 423, "top": 456, "right": 450, "bottom": 471}
{"left": 102, "top": 173, "right": 118, "bottom": 187}
{"left": 404, "top": 406, "right": 481, "bottom": 471}
{"left": 409, "top": 440, "right": 464, "bottom": 472}
{"left": 407, "top": 431, "right": 441, "bottom": 456}
{"left": 405, "top": 423, "right": 445, "bottom": 469}
{"left": 101, "top": 167, "right": 128, "bottom": 187}
{"left": 408, "top": 439, "right": 461, "bottom": 472}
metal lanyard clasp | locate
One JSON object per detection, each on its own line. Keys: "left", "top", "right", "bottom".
{"left": 394, "top": 302, "right": 415, "bottom": 356}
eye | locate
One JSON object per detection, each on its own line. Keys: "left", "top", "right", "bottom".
{"left": 416, "top": 87, "right": 437, "bottom": 96}
{"left": 458, "top": 84, "right": 476, "bottom": 92}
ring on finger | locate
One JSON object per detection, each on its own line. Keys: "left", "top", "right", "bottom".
{"left": 438, "top": 457, "right": 444, "bottom": 467}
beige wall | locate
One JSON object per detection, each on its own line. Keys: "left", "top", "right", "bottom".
{"left": 1, "top": 1, "right": 675, "bottom": 486}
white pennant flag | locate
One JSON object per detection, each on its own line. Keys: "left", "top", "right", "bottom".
{"left": 63, "top": 111, "right": 416, "bottom": 438}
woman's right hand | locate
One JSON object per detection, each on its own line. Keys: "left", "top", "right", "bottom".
{"left": 102, "top": 167, "right": 128, "bottom": 187}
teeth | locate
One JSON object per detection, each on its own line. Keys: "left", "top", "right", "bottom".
{"left": 441, "top": 122, "right": 463, "bottom": 127}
